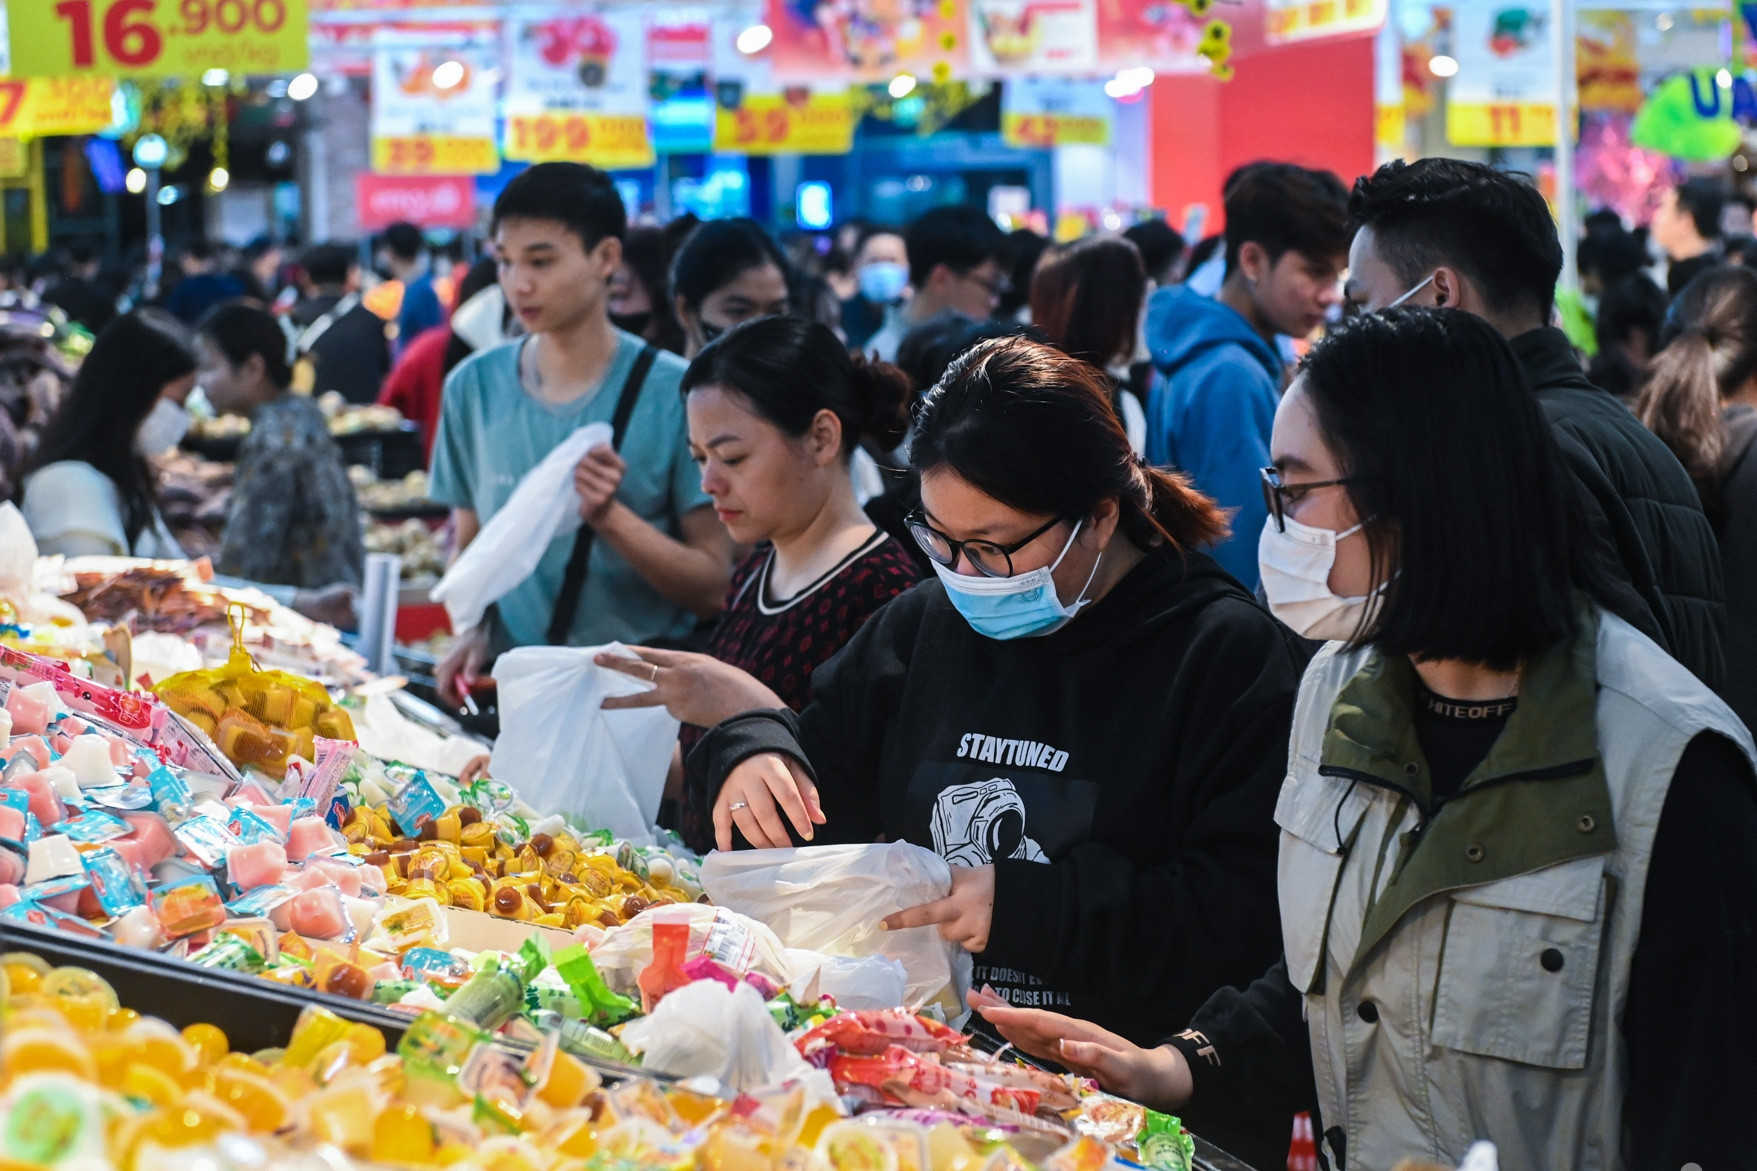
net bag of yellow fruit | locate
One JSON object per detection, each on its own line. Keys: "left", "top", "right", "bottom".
{"left": 153, "top": 604, "right": 355, "bottom": 773}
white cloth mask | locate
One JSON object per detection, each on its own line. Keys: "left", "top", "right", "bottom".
{"left": 135, "top": 396, "right": 190, "bottom": 457}
{"left": 1258, "top": 514, "right": 1386, "bottom": 641}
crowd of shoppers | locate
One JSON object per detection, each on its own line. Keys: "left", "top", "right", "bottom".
{"left": 10, "top": 150, "right": 1757, "bottom": 1171}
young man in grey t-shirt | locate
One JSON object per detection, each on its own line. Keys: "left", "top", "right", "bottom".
{"left": 430, "top": 162, "right": 733, "bottom": 707}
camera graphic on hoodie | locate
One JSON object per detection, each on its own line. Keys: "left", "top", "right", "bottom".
{"left": 929, "top": 778, "right": 1049, "bottom": 866}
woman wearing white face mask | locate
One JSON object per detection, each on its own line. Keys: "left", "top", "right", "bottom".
{"left": 969, "top": 309, "right": 1757, "bottom": 1171}
{"left": 21, "top": 309, "right": 196, "bottom": 559}
{"left": 686, "top": 336, "right": 1312, "bottom": 1160}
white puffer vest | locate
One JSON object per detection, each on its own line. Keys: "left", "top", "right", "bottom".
{"left": 1277, "top": 608, "right": 1754, "bottom": 1171}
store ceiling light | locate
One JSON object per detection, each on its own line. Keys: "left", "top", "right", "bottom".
{"left": 431, "top": 60, "right": 466, "bottom": 90}
{"left": 157, "top": 185, "right": 179, "bottom": 206}
{"left": 201, "top": 68, "right": 229, "bottom": 87}
{"left": 1655, "top": 12, "right": 1674, "bottom": 30}
{"left": 889, "top": 73, "right": 917, "bottom": 98}
{"left": 1718, "top": 68, "right": 1734, "bottom": 88}
{"left": 1104, "top": 67, "right": 1156, "bottom": 99}
{"left": 1428, "top": 54, "right": 1460, "bottom": 78}
{"left": 125, "top": 167, "right": 146, "bottom": 195}
{"left": 287, "top": 72, "right": 319, "bottom": 101}
{"left": 736, "top": 23, "right": 774, "bottom": 55}
{"left": 208, "top": 167, "right": 229, "bottom": 192}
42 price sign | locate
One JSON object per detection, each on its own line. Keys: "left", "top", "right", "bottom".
{"left": 10, "top": 0, "right": 309, "bottom": 79}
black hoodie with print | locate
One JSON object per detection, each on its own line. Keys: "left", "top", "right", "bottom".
{"left": 687, "top": 545, "right": 1310, "bottom": 1048}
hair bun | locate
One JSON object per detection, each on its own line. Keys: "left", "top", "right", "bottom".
{"left": 849, "top": 352, "right": 913, "bottom": 451}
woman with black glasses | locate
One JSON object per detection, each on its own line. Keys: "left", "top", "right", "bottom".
{"left": 968, "top": 309, "right": 1757, "bottom": 1171}
{"left": 686, "top": 335, "right": 1309, "bottom": 1159}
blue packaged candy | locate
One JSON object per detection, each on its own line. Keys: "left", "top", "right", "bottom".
{"left": 224, "top": 883, "right": 297, "bottom": 917}
{"left": 83, "top": 847, "right": 149, "bottom": 916}
{"left": 288, "top": 797, "right": 317, "bottom": 820}
{"left": 147, "top": 766, "right": 192, "bottom": 811}
{"left": 387, "top": 772, "right": 444, "bottom": 836}
{"left": 324, "top": 791, "right": 351, "bottom": 831}
{"left": 229, "top": 807, "right": 285, "bottom": 845}
{"left": 2, "top": 900, "right": 106, "bottom": 938}
{"left": 172, "top": 814, "right": 243, "bottom": 867}
{"left": 52, "top": 808, "right": 131, "bottom": 844}
{"left": 22, "top": 811, "right": 41, "bottom": 843}
{"left": 22, "top": 873, "right": 90, "bottom": 902}
{"left": 85, "top": 785, "right": 155, "bottom": 812}
{"left": 0, "top": 789, "right": 27, "bottom": 816}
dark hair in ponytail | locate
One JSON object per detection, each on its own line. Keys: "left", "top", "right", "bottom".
{"left": 197, "top": 301, "right": 293, "bottom": 388}
{"left": 911, "top": 335, "right": 1226, "bottom": 551}
{"left": 679, "top": 315, "right": 911, "bottom": 454}
{"left": 1637, "top": 266, "right": 1757, "bottom": 490}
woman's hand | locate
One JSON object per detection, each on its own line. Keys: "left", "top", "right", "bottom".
{"left": 966, "top": 988, "right": 1194, "bottom": 1112}
{"left": 292, "top": 583, "right": 357, "bottom": 630}
{"left": 883, "top": 864, "right": 995, "bottom": 952}
{"left": 595, "top": 646, "right": 785, "bottom": 728}
{"left": 458, "top": 754, "right": 492, "bottom": 785}
{"left": 714, "top": 751, "right": 825, "bottom": 850}
{"left": 437, "top": 626, "right": 491, "bottom": 709}
{"left": 574, "top": 446, "right": 626, "bottom": 528}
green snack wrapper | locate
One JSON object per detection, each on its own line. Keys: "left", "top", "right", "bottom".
{"left": 1136, "top": 1110, "right": 1194, "bottom": 1171}
{"left": 558, "top": 1018, "right": 638, "bottom": 1067}
{"left": 553, "top": 943, "right": 638, "bottom": 1027}
{"left": 445, "top": 967, "right": 525, "bottom": 1032}
{"left": 186, "top": 934, "right": 265, "bottom": 974}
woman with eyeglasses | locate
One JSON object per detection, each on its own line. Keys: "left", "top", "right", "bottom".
{"left": 967, "top": 309, "right": 1757, "bottom": 1171}
{"left": 686, "top": 335, "right": 1309, "bottom": 1152}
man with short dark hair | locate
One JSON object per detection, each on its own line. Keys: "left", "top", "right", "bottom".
{"left": 863, "top": 205, "right": 1010, "bottom": 361}
{"left": 377, "top": 220, "right": 445, "bottom": 353}
{"left": 1144, "top": 162, "right": 1350, "bottom": 588}
{"left": 42, "top": 241, "right": 115, "bottom": 334}
{"left": 1124, "top": 218, "right": 1184, "bottom": 287}
{"left": 291, "top": 240, "right": 391, "bottom": 404}
{"left": 1652, "top": 177, "right": 1726, "bottom": 295}
{"left": 1346, "top": 157, "right": 1726, "bottom": 687}
{"left": 429, "top": 162, "right": 732, "bottom": 708}
{"left": 163, "top": 239, "right": 245, "bottom": 324}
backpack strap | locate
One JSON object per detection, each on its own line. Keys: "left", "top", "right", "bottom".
{"left": 546, "top": 345, "right": 660, "bottom": 645}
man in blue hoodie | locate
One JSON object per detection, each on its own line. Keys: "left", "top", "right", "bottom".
{"left": 1146, "top": 163, "right": 1351, "bottom": 587}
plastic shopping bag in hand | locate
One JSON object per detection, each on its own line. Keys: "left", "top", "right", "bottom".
{"left": 488, "top": 641, "right": 678, "bottom": 845}
{"left": 700, "top": 842, "right": 973, "bottom": 1017}
{"left": 429, "top": 420, "right": 611, "bottom": 634}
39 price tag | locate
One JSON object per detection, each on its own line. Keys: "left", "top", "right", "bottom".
{"left": 502, "top": 113, "right": 653, "bottom": 170}
{"left": 9, "top": 0, "right": 309, "bottom": 78}
{"left": 371, "top": 135, "right": 498, "bottom": 176}
{"left": 712, "top": 94, "right": 854, "bottom": 156}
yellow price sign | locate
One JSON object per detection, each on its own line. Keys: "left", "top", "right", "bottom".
{"left": 371, "top": 135, "right": 498, "bottom": 176}
{"left": 1446, "top": 101, "right": 1555, "bottom": 147}
{"left": 712, "top": 94, "right": 855, "bottom": 156}
{"left": 1001, "top": 112, "right": 1110, "bottom": 149}
{"left": 0, "top": 140, "right": 26, "bottom": 179}
{"left": 8, "top": 0, "right": 309, "bottom": 79}
{"left": 0, "top": 79, "right": 118, "bottom": 138}
{"left": 503, "top": 113, "right": 653, "bottom": 170}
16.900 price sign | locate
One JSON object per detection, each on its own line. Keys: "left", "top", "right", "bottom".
{"left": 10, "top": 0, "right": 309, "bottom": 78}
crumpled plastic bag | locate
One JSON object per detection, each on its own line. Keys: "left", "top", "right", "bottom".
{"left": 701, "top": 842, "right": 972, "bottom": 1016}
{"left": 0, "top": 503, "right": 87, "bottom": 628}
{"left": 589, "top": 903, "right": 795, "bottom": 996}
{"left": 783, "top": 948, "right": 908, "bottom": 1010}
{"left": 429, "top": 420, "right": 610, "bottom": 634}
{"left": 620, "top": 979, "right": 835, "bottom": 1099}
{"left": 488, "top": 641, "right": 677, "bottom": 844}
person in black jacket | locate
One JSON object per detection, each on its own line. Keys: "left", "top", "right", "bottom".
{"left": 686, "top": 337, "right": 1307, "bottom": 1094}
{"left": 1342, "top": 158, "right": 1727, "bottom": 689}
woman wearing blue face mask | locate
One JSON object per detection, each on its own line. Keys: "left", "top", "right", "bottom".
{"left": 685, "top": 337, "right": 1310, "bottom": 1134}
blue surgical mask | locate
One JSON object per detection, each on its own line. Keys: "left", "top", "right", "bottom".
{"left": 858, "top": 260, "right": 909, "bottom": 304}
{"left": 932, "top": 519, "right": 1104, "bottom": 640}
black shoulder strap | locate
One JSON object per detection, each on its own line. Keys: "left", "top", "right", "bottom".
{"left": 547, "top": 345, "right": 661, "bottom": 645}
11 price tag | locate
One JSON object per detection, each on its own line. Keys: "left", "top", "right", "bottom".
{"left": 9, "top": 0, "right": 309, "bottom": 79}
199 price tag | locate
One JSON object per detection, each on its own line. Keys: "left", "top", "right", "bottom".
{"left": 10, "top": 0, "right": 309, "bottom": 78}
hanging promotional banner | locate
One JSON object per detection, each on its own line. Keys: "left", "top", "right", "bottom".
{"left": 370, "top": 30, "right": 498, "bottom": 175}
{"left": 0, "top": 79, "right": 120, "bottom": 139}
{"left": 1374, "top": 22, "right": 1405, "bottom": 157}
{"left": 1577, "top": 12, "right": 1641, "bottom": 115}
{"left": 1000, "top": 77, "right": 1110, "bottom": 147}
{"left": 968, "top": 0, "right": 1099, "bottom": 76}
{"left": 766, "top": 0, "right": 969, "bottom": 83}
{"left": 1446, "top": 5, "right": 1556, "bottom": 147}
{"left": 8, "top": 0, "right": 309, "bottom": 78}
{"left": 1095, "top": 0, "right": 1230, "bottom": 77}
{"left": 502, "top": 9, "right": 653, "bottom": 170}
{"left": 356, "top": 173, "right": 478, "bottom": 230}
{"left": 1265, "top": 0, "right": 1386, "bottom": 45}
{"left": 311, "top": 17, "right": 495, "bottom": 77}
{"left": 710, "top": 4, "right": 852, "bottom": 154}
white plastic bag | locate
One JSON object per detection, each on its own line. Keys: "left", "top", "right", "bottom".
{"left": 488, "top": 641, "right": 678, "bottom": 844}
{"left": 589, "top": 904, "right": 796, "bottom": 995}
{"left": 429, "top": 420, "right": 610, "bottom": 634}
{"left": 620, "top": 980, "right": 814, "bottom": 1090}
{"left": 701, "top": 842, "right": 972, "bottom": 1016}
{"left": 783, "top": 948, "right": 908, "bottom": 1010}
